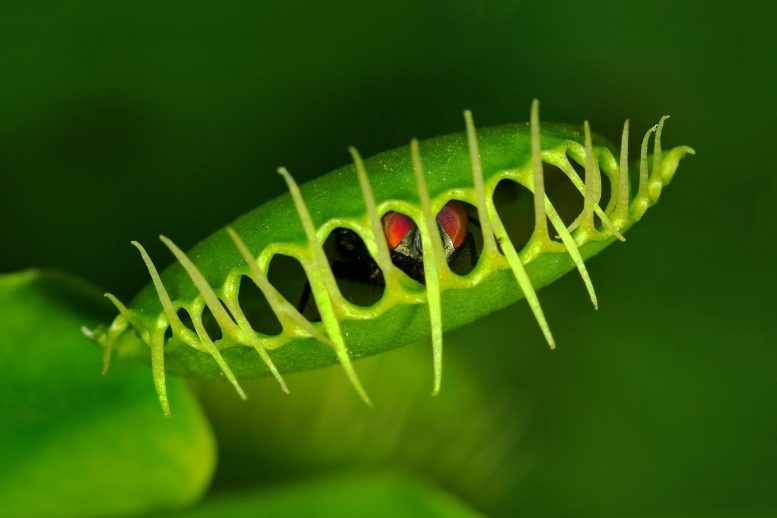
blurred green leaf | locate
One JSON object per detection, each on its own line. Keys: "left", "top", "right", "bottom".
{"left": 171, "top": 471, "right": 482, "bottom": 518}
{"left": 192, "top": 338, "right": 533, "bottom": 516}
{"left": 0, "top": 270, "right": 215, "bottom": 517}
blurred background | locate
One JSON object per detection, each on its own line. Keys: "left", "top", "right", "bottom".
{"left": 1, "top": 1, "right": 775, "bottom": 516}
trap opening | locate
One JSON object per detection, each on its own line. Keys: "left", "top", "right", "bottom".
{"left": 176, "top": 307, "right": 197, "bottom": 336}
{"left": 322, "top": 227, "right": 385, "bottom": 307}
{"left": 442, "top": 199, "right": 482, "bottom": 277}
{"left": 237, "top": 275, "right": 283, "bottom": 335}
{"left": 544, "top": 162, "right": 584, "bottom": 229}
{"left": 201, "top": 305, "right": 223, "bottom": 342}
{"left": 492, "top": 178, "right": 535, "bottom": 253}
{"left": 267, "top": 253, "right": 321, "bottom": 322}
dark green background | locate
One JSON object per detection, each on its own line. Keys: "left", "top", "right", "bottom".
{"left": 1, "top": 1, "right": 774, "bottom": 516}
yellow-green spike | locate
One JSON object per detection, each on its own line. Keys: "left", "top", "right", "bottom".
{"left": 463, "top": 110, "right": 498, "bottom": 258}
{"left": 131, "top": 240, "right": 247, "bottom": 399}
{"left": 159, "top": 235, "right": 286, "bottom": 393}
{"left": 349, "top": 147, "right": 393, "bottom": 275}
{"left": 101, "top": 293, "right": 135, "bottom": 375}
{"left": 84, "top": 323, "right": 117, "bottom": 375}
{"left": 530, "top": 99, "right": 551, "bottom": 244}
{"left": 615, "top": 119, "right": 630, "bottom": 223}
{"left": 638, "top": 125, "right": 657, "bottom": 201}
{"left": 226, "top": 227, "right": 332, "bottom": 346}
{"left": 544, "top": 199, "right": 598, "bottom": 309}
{"left": 278, "top": 167, "right": 372, "bottom": 405}
{"left": 105, "top": 292, "right": 144, "bottom": 333}
{"left": 489, "top": 210, "right": 555, "bottom": 349}
{"left": 186, "top": 303, "right": 246, "bottom": 399}
{"left": 149, "top": 327, "right": 170, "bottom": 417}
{"left": 578, "top": 120, "right": 598, "bottom": 236}
{"left": 410, "top": 138, "right": 447, "bottom": 395}
{"left": 131, "top": 241, "right": 204, "bottom": 351}
{"left": 649, "top": 115, "right": 670, "bottom": 202}
{"left": 590, "top": 150, "right": 625, "bottom": 240}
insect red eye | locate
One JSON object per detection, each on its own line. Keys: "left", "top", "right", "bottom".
{"left": 382, "top": 211, "right": 416, "bottom": 250}
{"left": 436, "top": 201, "right": 468, "bottom": 248}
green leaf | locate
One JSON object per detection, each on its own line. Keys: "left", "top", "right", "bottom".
{"left": 0, "top": 270, "right": 215, "bottom": 517}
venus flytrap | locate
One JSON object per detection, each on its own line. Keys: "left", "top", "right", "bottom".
{"left": 87, "top": 101, "right": 694, "bottom": 413}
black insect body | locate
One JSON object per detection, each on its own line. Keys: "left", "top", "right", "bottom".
{"left": 297, "top": 201, "right": 480, "bottom": 316}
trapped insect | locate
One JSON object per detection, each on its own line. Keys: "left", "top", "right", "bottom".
{"left": 86, "top": 100, "right": 694, "bottom": 415}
